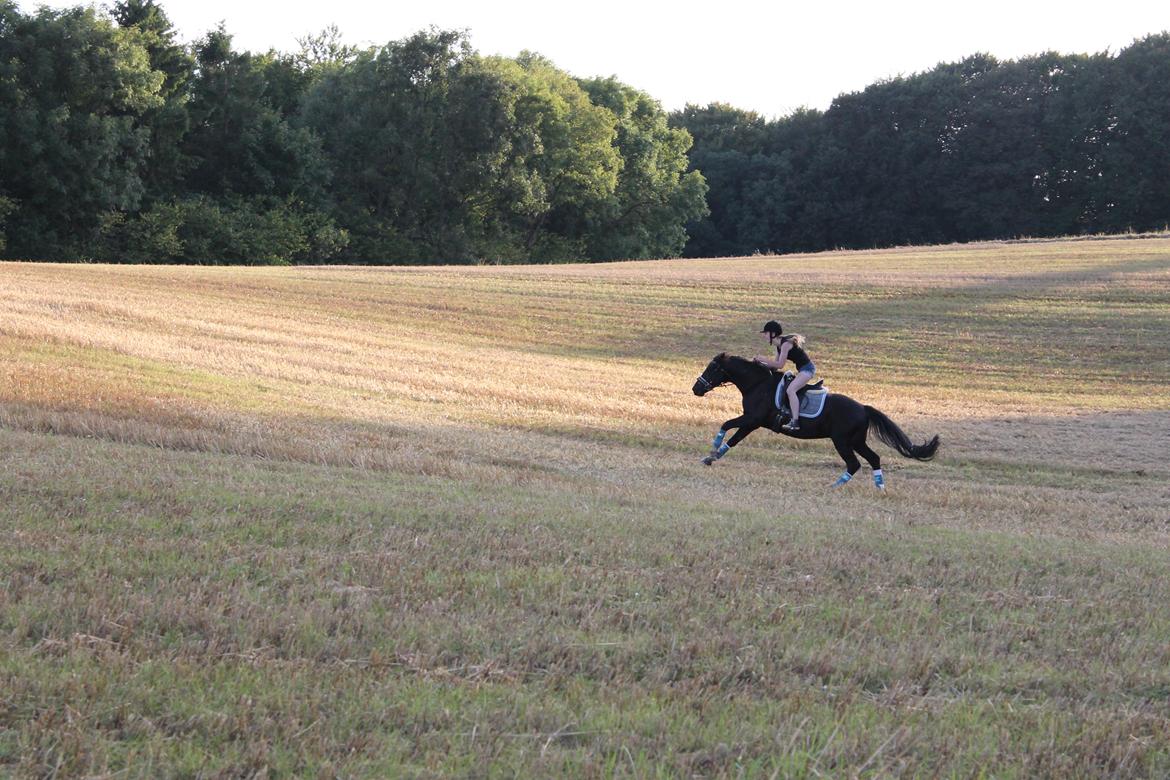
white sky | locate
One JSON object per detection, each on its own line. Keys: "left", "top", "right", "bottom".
{"left": 20, "top": 0, "right": 1170, "bottom": 118}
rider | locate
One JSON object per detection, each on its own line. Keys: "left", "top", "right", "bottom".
{"left": 754, "top": 320, "right": 816, "bottom": 432}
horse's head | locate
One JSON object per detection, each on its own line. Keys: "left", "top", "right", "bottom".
{"left": 693, "top": 353, "right": 731, "bottom": 396}
{"left": 694, "top": 353, "right": 772, "bottom": 396}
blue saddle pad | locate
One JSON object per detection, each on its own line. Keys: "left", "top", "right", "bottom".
{"left": 775, "top": 383, "right": 829, "bottom": 419}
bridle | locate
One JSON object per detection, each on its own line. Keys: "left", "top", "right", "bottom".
{"left": 695, "top": 358, "right": 729, "bottom": 392}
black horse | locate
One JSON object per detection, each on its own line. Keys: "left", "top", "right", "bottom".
{"left": 692, "top": 353, "right": 939, "bottom": 488}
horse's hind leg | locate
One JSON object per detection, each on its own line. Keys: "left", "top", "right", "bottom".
{"left": 852, "top": 433, "right": 881, "bottom": 471}
{"left": 830, "top": 434, "right": 861, "bottom": 487}
{"left": 851, "top": 431, "right": 885, "bottom": 490}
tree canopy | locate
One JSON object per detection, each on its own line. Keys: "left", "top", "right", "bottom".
{"left": 2, "top": 1, "right": 1168, "bottom": 263}
{"left": 672, "top": 36, "right": 1170, "bottom": 257}
{"left": 0, "top": 3, "right": 705, "bottom": 263}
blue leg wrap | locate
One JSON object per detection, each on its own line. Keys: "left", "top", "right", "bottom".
{"left": 715, "top": 442, "right": 730, "bottom": 458}
{"left": 833, "top": 472, "right": 852, "bottom": 487}
{"left": 874, "top": 469, "right": 885, "bottom": 489}
{"left": 712, "top": 430, "right": 726, "bottom": 449}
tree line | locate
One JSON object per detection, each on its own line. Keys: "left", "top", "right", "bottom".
{"left": 670, "top": 34, "right": 1170, "bottom": 256}
{"left": 0, "top": 1, "right": 707, "bottom": 263}
{"left": 2, "top": 1, "right": 1168, "bottom": 264}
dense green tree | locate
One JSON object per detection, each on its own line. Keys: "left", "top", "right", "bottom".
{"left": 154, "top": 26, "right": 347, "bottom": 262}
{"left": 111, "top": 0, "right": 194, "bottom": 202}
{"left": 303, "top": 30, "right": 511, "bottom": 261}
{"left": 304, "top": 34, "right": 629, "bottom": 262}
{"left": 476, "top": 53, "right": 622, "bottom": 260}
{"left": 579, "top": 77, "right": 708, "bottom": 260}
{"left": 5, "top": 0, "right": 1168, "bottom": 264}
{"left": 930, "top": 54, "right": 1062, "bottom": 240}
{"left": 0, "top": 3, "right": 163, "bottom": 258}
{"left": 677, "top": 37, "right": 1170, "bottom": 257}
{"left": 1096, "top": 34, "right": 1170, "bottom": 233}
{"left": 670, "top": 104, "right": 770, "bottom": 255}
{"left": 0, "top": 194, "right": 13, "bottom": 252}
{"left": 95, "top": 196, "right": 348, "bottom": 263}
{"left": 183, "top": 27, "right": 328, "bottom": 201}
{"left": 1033, "top": 51, "right": 1117, "bottom": 234}
{"left": 768, "top": 109, "right": 843, "bottom": 252}
{"left": 671, "top": 103, "right": 768, "bottom": 153}
{"left": 294, "top": 25, "right": 359, "bottom": 72}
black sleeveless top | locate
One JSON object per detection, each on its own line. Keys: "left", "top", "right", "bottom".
{"left": 776, "top": 336, "right": 811, "bottom": 369}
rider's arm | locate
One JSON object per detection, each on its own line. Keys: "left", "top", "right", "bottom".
{"left": 755, "top": 341, "right": 790, "bottom": 369}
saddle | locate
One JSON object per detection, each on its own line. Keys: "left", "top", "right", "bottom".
{"left": 773, "top": 371, "right": 828, "bottom": 422}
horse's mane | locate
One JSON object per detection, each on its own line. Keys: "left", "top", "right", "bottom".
{"left": 718, "top": 353, "right": 772, "bottom": 380}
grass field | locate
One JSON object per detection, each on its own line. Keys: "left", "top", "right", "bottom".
{"left": 2, "top": 238, "right": 1170, "bottom": 777}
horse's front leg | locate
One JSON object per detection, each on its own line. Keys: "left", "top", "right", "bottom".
{"left": 702, "top": 416, "right": 759, "bottom": 465}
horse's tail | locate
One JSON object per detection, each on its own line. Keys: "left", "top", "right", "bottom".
{"left": 864, "top": 406, "right": 940, "bottom": 461}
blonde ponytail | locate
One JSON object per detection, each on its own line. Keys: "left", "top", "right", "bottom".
{"left": 790, "top": 333, "right": 806, "bottom": 348}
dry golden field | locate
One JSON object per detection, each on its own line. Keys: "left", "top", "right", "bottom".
{"left": 2, "top": 238, "right": 1170, "bottom": 777}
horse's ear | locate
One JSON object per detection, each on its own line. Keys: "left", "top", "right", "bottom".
{"left": 715, "top": 351, "right": 728, "bottom": 362}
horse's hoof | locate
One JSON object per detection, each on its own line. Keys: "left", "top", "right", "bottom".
{"left": 701, "top": 456, "right": 715, "bottom": 466}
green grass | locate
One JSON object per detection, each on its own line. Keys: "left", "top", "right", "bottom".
{"left": 4, "top": 424, "right": 1170, "bottom": 777}
{"left": 3, "top": 239, "right": 1170, "bottom": 776}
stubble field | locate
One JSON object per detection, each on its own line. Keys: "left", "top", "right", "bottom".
{"left": 2, "top": 237, "right": 1170, "bottom": 777}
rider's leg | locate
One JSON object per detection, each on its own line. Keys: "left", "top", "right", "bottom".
{"left": 783, "top": 370, "right": 812, "bottom": 429}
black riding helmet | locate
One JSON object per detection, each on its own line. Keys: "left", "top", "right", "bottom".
{"left": 760, "top": 320, "right": 782, "bottom": 340}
